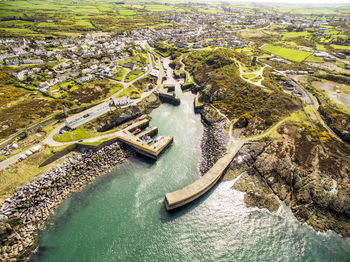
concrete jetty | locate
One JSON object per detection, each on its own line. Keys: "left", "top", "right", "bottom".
{"left": 116, "top": 119, "right": 173, "bottom": 159}
{"left": 164, "top": 141, "right": 244, "bottom": 211}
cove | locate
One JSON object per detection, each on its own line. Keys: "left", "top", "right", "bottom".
{"left": 31, "top": 87, "right": 350, "bottom": 262}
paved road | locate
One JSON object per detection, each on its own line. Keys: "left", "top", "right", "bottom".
{"left": 67, "top": 52, "right": 155, "bottom": 127}
{"left": 42, "top": 52, "right": 156, "bottom": 147}
{"left": 47, "top": 55, "right": 170, "bottom": 148}
{"left": 282, "top": 74, "right": 342, "bottom": 142}
{"left": 0, "top": 151, "right": 28, "bottom": 172}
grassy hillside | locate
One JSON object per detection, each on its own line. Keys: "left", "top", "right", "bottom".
{"left": 0, "top": 0, "right": 173, "bottom": 37}
{"left": 183, "top": 49, "right": 301, "bottom": 134}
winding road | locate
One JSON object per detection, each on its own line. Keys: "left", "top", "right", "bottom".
{"left": 233, "top": 58, "right": 267, "bottom": 88}
{"left": 43, "top": 51, "right": 170, "bottom": 148}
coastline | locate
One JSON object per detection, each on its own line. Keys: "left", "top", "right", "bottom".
{"left": 1, "top": 91, "right": 349, "bottom": 261}
{"left": 0, "top": 93, "right": 163, "bottom": 261}
{"left": 0, "top": 142, "right": 134, "bottom": 261}
{"left": 0, "top": 91, "right": 208, "bottom": 261}
{"left": 198, "top": 105, "right": 230, "bottom": 175}
{"left": 199, "top": 121, "right": 227, "bottom": 175}
{"left": 197, "top": 104, "right": 350, "bottom": 238}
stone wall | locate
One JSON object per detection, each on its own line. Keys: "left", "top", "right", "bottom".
{"left": 39, "top": 138, "right": 120, "bottom": 167}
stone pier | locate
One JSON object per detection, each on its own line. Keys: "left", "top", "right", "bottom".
{"left": 164, "top": 141, "right": 244, "bottom": 210}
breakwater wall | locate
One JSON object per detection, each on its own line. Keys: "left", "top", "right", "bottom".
{"left": 165, "top": 141, "right": 244, "bottom": 211}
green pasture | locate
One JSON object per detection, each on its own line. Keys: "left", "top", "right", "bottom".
{"left": 114, "top": 68, "right": 127, "bottom": 81}
{"left": 145, "top": 5, "right": 172, "bottom": 12}
{"left": 118, "top": 8, "right": 137, "bottom": 16}
{"left": 316, "top": 44, "right": 327, "bottom": 51}
{"left": 124, "top": 69, "right": 144, "bottom": 82}
{"left": 53, "top": 127, "right": 97, "bottom": 142}
{"left": 331, "top": 44, "right": 350, "bottom": 50}
{"left": 282, "top": 31, "right": 310, "bottom": 38}
{"left": 305, "top": 55, "right": 324, "bottom": 63}
{"left": 262, "top": 45, "right": 312, "bottom": 62}
{"left": 198, "top": 8, "right": 223, "bottom": 14}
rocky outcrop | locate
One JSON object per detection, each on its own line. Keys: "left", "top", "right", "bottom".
{"left": 233, "top": 171, "right": 280, "bottom": 213}
{"left": 319, "top": 105, "right": 350, "bottom": 144}
{"left": 200, "top": 105, "right": 226, "bottom": 124}
{"left": 227, "top": 123, "right": 350, "bottom": 237}
{"left": 224, "top": 141, "right": 280, "bottom": 213}
{"left": 0, "top": 143, "right": 133, "bottom": 261}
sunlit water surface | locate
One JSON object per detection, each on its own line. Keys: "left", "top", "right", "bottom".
{"left": 32, "top": 89, "right": 350, "bottom": 262}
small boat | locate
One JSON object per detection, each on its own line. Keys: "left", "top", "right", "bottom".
{"left": 142, "top": 135, "right": 153, "bottom": 144}
{"left": 132, "top": 128, "right": 141, "bottom": 135}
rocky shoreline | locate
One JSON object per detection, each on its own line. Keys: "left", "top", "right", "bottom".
{"left": 0, "top": 142, "right": 134, "bottom": 261}
{"left": 5, "top": 92, "right": 348, "bottom": 261}
{"left": 198, "top": 105, "right": 229, "bottom": 175}
{"left": 198, "top": 102, "right": 350, "bottom": 238}
{"left": 225, "top": 123, "right": 350, "bottom": 238}
{"left": 0, "top": 89, "right": 194, "bottom": 261}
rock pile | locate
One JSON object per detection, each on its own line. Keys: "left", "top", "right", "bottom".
{"left": 196, "top": 104, "right": 230, "bottom": 174}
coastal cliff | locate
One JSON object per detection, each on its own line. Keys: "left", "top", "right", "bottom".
{"left": 225, "top": 123, "right": 350, "bottom": 237}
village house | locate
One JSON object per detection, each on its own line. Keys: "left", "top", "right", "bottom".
{"left": 331, "top": 52, "right": 346, "bottom": 59}
{"left": 76, "top": 76, "right": 92, "bottom": 83}
{"left": 12, "top": 70, "right": 28, "bottom": 80}
{"left": 4, "top": 58, "right": 19, "bottom": 66}
{"left": 22, "top": 58, "right": 44, "bottom": 65}
{"left": 123, "top": 62, "right": 134, "bottom": 70}
{"left": 149, "top": 69, "right": 159, "bottom": 79}
{"left": 323, "top": 56, "right": 336, "bottom": 62}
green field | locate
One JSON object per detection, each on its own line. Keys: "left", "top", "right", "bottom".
{"left": 305, "top": 55, "right": 324, "bottom": 63}
{"left": 145, "top": 4, "right": 172, "bottom": 11}
{"left": 316, "top": 43, "right": 327, "bottom": 51}
{"left": 0, "top": 0, "right": 172, "bottom": 36}
{"left": 331, "top": 44, "right": 350, "bottom": 50}
{"left": 262, "top": 45, "right": 312, "bottom": 62}
{"left": 118, "top": 8, "right": 137, "bottom": 16}
{"left": 124, "top": 69, "right": 144, "bottom": 82}
{"left": 114, "top": 68, "right": 127, "bottom": 81}
{"left": 198, "top": 8, "right": 223, "bottom": 14}
{"left": 243, "top": 73, "right": 256, "bottom": 79}
{"left": 282, "top": 31, "right": 310, "bottom": 38}
{"left": 53, "top": 127, "right": 96, "bottom": 142}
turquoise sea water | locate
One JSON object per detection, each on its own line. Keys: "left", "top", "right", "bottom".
{"left": 32, "top": 89, "right": 350, "bottom": 262}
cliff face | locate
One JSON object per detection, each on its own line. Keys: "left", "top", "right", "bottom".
{"left": 227, "top": 123, "right": 350, "bottom": 237}
{"left": 318, "top": 105, "right": 350, "bottom": 144}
